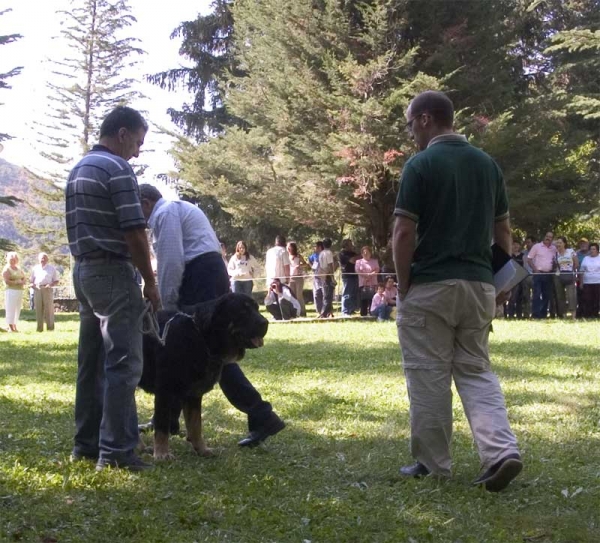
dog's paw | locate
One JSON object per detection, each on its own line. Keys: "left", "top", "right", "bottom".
{"left": 192, "top": 445, "right": 216, "bottom": 458}
{"left": 153, "top": 449, "right": 175, "bottom": 461}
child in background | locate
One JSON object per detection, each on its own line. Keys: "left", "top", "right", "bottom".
{"left": 370, "top": 283, "right": 392, "bottom": 321}
{"left": 384, "top": 276, "right": 397, "bottom": 306}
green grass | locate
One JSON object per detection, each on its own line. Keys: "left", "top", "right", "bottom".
{"left": 1, "top": 310, "right": 599, "bottom": 542}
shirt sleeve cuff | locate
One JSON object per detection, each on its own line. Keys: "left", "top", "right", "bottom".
{"left": 394, "top": 208, "right": 419, "bottom": 222}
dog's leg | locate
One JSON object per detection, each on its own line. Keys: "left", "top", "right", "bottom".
{"left": 153, "top": 392, "right": 175, "bottom": 460}
{"left": 183, "top": 396, "right": 214, "bottom": 457}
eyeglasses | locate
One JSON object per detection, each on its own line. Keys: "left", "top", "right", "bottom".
{"left": 405, "top": 113, "right": 424, "bottom": 134}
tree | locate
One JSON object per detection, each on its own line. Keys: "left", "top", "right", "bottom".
{"left": 23, "top": 0, "right": 144, "bottom": 255}
{"left": 147, "top": 0, "right": 238, "bottom": 141}
{"left": 0, "top": 8, "right": 23, "bottom": 251}
{"left": 172, "top": 0, "right": 433, "bottom": 250}
{"left": 169, "top": 0, "right": 600, "bottom": 248}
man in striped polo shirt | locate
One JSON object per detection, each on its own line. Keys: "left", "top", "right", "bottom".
{"left": 66, "top": 106, "right": 159, "bottom": 472}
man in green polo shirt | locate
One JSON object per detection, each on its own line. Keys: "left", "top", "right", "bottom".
{"left": 393, "top": 90, "right": 522, "bottom": 492}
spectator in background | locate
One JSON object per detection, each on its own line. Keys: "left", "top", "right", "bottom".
{"left": 228, "top": 241, "right": 259, "bottom": 296}
{"left": 370, "top": 283, "right": 392, "bottom": 321}
{"left": 265, "top": 278, "right": 301, "bottom": 320}
{"left": 339, "top": 239, "right": 359, "bottom": 316}
{"left": 527, "top": 231, "right": 557, "bottom": 319}
{"left": 265, "top": 235, "right": 290, "bottom": 286}
{"left": 553, "top": 236, "right": 578, "bottom": 319}
{"left": 576, "top": 237, "right": 590, "bottom": 264}
{"left": 575, "top": 237, "right": 590, "bottom": 318}
{"left": 521, "top": 236, "right": 535, "bottom": 319}
{"left": 29, "top": 252, "right": 60, "bottom": 332}
{"left": 287, "top": 242, "right": 308, "bottom": 317}
{"left": 318, "top": 238, "right": 336, "bottom": 318}
{"left": 356, "top": 246, "right": 380, "bottom": 316}
{"left": 310, "top": 241, "right": 324, "bottom": 315}
{"left": 579, "top": 242, "right": 600, "bottom": 318}
{"left": 505, "top": 240, "right": 524, "bottom": 319}
{"left": 384, "top": 276, "right": 398, "bottom": 306}
{"left": 3, "top": 251, "right": 26, "bottom": 332}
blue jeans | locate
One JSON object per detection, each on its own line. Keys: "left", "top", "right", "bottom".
{"left": 232, "top": 279, "right": 253, "bottom": 296}
{"left": 532, "top": 274, "right": 553, "bottom": 319}
{"left": 341, "top": 275, "right": 359, "bottom": 315}
{"left": 72, "top": 258, "right": 144, "bottom": 462}
{"left": 370, "top": 303, "right": 392, "bottom": 320}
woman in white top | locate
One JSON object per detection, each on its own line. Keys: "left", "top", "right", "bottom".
{"left": 287, "top": 242, "right": 308, "bottom": 317}
{"left": 228, "top": 241, "right": 259, "bottom": 296}
{"left": 553, "top": 236, "right": 579, "bottom": 319}
{"left": 579, "top": 242, "right": 600, "bottom": 318}
{"left": 3, "top": 251, "right": 26, "bottom": 332}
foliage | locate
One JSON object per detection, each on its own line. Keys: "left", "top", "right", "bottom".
{"left": 0, "top": 8, "right": 23, "bottom": 252}
{"left": 1, "top": 314, "right": 600, "bottom": 542}
{"left": 22, "top": 0, "right": 144, "bottom": 256}
{"left": 166, "top": 0, "right": 600, "bottom": 249}
{"left": 173, "top": 0, "right": 431, "bottom": 250}
{"left": 147, "top": 0, "right": 238, "bottom": 141}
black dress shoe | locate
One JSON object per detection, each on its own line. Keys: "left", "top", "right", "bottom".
{"left": 472, "top": 453, "right": 522, "bottom": 492}
{"left": 238, "top": 415, "right": 286, "bottom": 447}
{"left": 399, "top": 461, "right": 430, "bottom": 478}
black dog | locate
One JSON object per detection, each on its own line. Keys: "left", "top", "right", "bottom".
{"left": 139, "top": 293, "right": 269, "bottom": 459}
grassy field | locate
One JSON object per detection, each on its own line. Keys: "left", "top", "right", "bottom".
{"left": 0, "top": 309, "right": 599, "bottom": 542}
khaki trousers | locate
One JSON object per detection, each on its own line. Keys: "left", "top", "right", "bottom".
{"left": 397, "top": 279, "right": 519, "bottom": 476}
{"left": 34, "top": 287, "right": 55, "bottom": 331}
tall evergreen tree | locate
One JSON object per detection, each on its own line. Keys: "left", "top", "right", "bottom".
{"left": 147, "top": 0, "right": 237, "bottom": 141}
{"left": 0, "top": 8, "right": 23, "bottom": 251}
{"left": 173, "top": 0, "right": 434, "bottom": 250}
{"left": 23, "top": 0, "right": 144, "bottom": 254}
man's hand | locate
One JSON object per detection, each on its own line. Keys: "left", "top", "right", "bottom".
{"left": 495, "top": 290, "right": 511, "bottom": 306}
{"left": 144, "top": 283, "right": 161, "bottom": 312}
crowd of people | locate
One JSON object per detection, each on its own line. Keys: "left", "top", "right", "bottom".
{"left": 220, "top": 231, "right": 600, "bottom": 323}
{"left": 2, "top": 251, "right": 60, "bottom": 333}
{"left": 220, "top": 235, "right": 399, "bottom": 321}
{"left": 504, "top": 234, "right": 600, "bottom": 320}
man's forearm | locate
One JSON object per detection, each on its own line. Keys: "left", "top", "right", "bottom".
{"left": 123, "top": 228, "right": 155, "bottom": 286}
{"left": 393, "top": 217, "right": 416, "bottom": 297}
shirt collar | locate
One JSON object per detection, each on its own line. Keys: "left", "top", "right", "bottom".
{"left": 148, "top": 197, "right": 166, "bottom": 228}
{"left": 427, "top": 134, "right": 468, "bottom": 148}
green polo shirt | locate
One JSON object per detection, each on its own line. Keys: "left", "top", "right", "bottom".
{"left": 394, "top": 134, "right": 509, "bottom": 285}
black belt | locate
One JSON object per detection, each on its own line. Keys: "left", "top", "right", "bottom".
{"left": 76, "top": 250, "right": 130, "bottom": 262}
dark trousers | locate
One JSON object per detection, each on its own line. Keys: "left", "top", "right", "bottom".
{"left": 341, "top": 275, "right": 359, "bottom": 315}
{"left": 532, "top": 274, "right": 553, "bottom": 319}
{"left": 581, "top": 284, "right": 600, "bottom": 318}
{"left": 178, "top": 252, "right": 274, "bottom": 432}
{"left": 266, "top": 299, "right": 297, "bottom": 320}
{"left": 321, "top": 277, "right": 334, "bottom": 316}
{"left": 505, "top": 281, "right": 523, "bottom": 319}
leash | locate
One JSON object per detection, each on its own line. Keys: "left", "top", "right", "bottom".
{"left": 139, "top": 299, "right": 192, "bottom": 346}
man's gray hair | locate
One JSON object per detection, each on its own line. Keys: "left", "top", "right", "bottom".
{"left": 139, "top": 183, "right": 163, "bottom": 202}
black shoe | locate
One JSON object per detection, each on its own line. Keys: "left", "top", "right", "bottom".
{"left": 399, "top": 461, "right": 430, "bottom": 478}
{"left": 238, "top": 415, "right": 286, "bottom": 447}
{"left": 472, "top": 453, "right": 522, "bottom": 492}
{"left": 95, "top": 454, "right": 153, "bottom": 472}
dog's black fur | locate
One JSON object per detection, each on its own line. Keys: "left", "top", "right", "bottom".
{"left": 139, "top": 292, "right": 269, "bottom": 459}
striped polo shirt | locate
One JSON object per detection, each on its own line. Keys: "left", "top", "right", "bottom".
{"left": 65, "top": 145, "right": 147, "bottom": 257}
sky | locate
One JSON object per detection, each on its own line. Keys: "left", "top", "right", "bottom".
{"left": 0, "top": 0, "right": 212, "bottom": 182}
